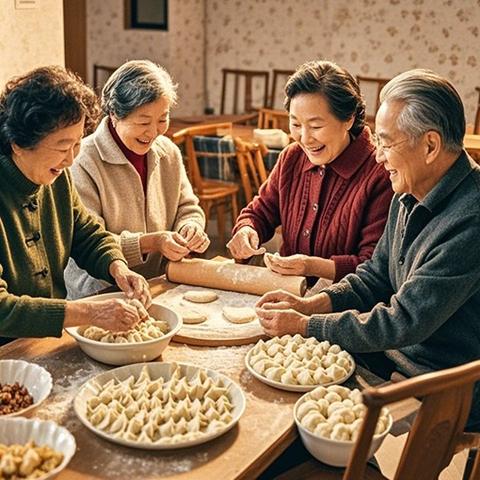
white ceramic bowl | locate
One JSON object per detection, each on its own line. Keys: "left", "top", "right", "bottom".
{"left": 0, "top": 417, "right": 76, "bottom": 479}
{"left": 293, "top": 390, "right": 392, "bottom": 467}
{"left": 74, "top": 361, "right": 246, "bottom": 450}
{"left": 65, "top": 293, "right": 182, "bottom": 366}
{"left": 0, "top": 359, "right": 52, "bottom": 417}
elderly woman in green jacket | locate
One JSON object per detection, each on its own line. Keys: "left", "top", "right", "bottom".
{"left": 0, "top": 65, "right": 151, "bottom": 340}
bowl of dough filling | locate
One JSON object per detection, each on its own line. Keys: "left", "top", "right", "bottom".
{"left": 65, "top": 293, "right": 182, "bottom": 366}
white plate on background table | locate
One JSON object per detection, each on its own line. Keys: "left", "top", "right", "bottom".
{"left": 245, "top": 343, "right": 355, "bottom": 393}
{"left": 74, "top": 361, "right": 246, "bottom": 450}
{"left": 0, "top": 359, "right": 52, "bottom": 417}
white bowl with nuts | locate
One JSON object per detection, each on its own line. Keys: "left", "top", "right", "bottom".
{"left": 0, "top": 360, "right": 52, "bottom": 418}
{"left": 294, "top": 385, "right": 392, "bottom": 467}
{"left": 66, "top": 293, "right": 182, "bottom": 366}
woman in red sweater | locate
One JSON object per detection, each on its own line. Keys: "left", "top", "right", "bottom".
{"left": 228, "top": 61, "right": 393, "bottom": 284}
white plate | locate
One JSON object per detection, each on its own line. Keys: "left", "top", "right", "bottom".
{"left": 0, "top": 359, "right": 52, "bottom": 417}
{"left": 74, "top": 362, "right": 246, "bottom": 450}
{"left": 0, "top": 417, "right": 76, "bottom": 479}
{"left": 244, "top": 346, "right": 355, "bottom": 392}
{"left": 65, "top": 293, "right": 182, "bottom": 365}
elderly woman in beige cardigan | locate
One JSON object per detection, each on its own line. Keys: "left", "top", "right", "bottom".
{"left": 64, "top": 60, "right": 208, "bottom": 299}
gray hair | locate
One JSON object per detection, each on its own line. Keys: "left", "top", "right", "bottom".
{"left": 379, "top": 69, "right": 465, "bottom": 154}
{"left": 101, "top": 60, "right": 177, "bottom": 118}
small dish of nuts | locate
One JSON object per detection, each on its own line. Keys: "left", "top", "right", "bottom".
{"left": 0, "top": 360, "right": 52, "bottom": 417}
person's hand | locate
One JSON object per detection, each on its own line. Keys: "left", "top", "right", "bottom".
{"left": 86, "top": 298, "right": 141, "bottom": 332}
{"left": 157, "top": 231, "right": 190, "bottom": 261}
{"left": 226, "top": 226, "right": 266, "bottom": 259}
{"left": 264, "top": 253, "right": 311, "bottom": 276}
{"left": 256, "top": 289, "right": 316, "bottom": 315}
{"left": 179, "top": 223, "right": 210, "bottom": 253}
{"left": 256, "top": 306, "right": 309, "bottom": 337}
{"left": 109, "top": 260, "right": 152, "bottom": 308}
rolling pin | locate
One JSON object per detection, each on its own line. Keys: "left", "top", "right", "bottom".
{"left": 166, "top": 258, "right": 306, "bottom": 296}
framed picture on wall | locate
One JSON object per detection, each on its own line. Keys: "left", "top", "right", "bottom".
{"left": 125, "top": 0, "right": 168, "bottom": 31}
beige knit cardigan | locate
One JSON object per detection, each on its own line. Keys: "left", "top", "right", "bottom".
{"left": 64, "top": 117, "right": 205, "bottom": 299}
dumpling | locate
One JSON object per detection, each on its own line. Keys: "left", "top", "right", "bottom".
{"left": 264, "top": 366, "right": 286, "bottom": 381}
{"left": 296, "top": 400, "right": 320, "bottom": 421}
{"left": 309, "top": 386, "right": 328, "bottom": 400}
{"left": 296, "top": 369, "right": 314, "bottom": 386}
{"left": 313, "top": 421, "right": 332, "bottom": 438}
{"left": 330, "top": 423, "right": 351, "bottom": 441}
{"left": 301, "top": 411, "right": 325, "bottom": 432}
{"left": 325, "top": 364, "right": 347, "bottom": 382}
{"left": 327, "top": 385, "right": 350, "bottom": 400}
{"left": 324, "top": 391, "right": 342, "bottom": 404}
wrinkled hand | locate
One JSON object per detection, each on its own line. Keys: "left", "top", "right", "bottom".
{"left": 256, "top": 289, "right": 316, "bottom": 316}
{"left": 179, "top": 223, "right": 210, "bottom": 253}
{"left": 87, "top": 298, "right": 141, "bottom": 332}
{"left": 226, "top": 226, "right": 266, "bottom": 259}
{"left": 109, "top": 260, "right": 152, "bottom": 308}
{"left": 264, "top": 253, "right": 310, "bottom": 276}
{"left": 157, "top": 231, "right": 190, "bottom": 261}
{"left": 256, "top": 305, "right": 309, "bottom": 337}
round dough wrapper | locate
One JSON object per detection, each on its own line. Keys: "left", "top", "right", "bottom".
{"left": 183, "top": 290, "right": 218, "bottom": 303}
{"left": 182, "top": 310, "right": 208, "bottom": 324}
{"left": 223, "top": 306, "right": 256, "bottom": 324}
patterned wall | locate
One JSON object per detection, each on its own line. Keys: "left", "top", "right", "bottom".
{"left": 206, "top": 0, "right": 480, "bottom": 124}
{"left": 0, "top": 0, "right": 64, "bottom": 87}
{"left": 86, "top": 0, "right": 205, "bottom": 116}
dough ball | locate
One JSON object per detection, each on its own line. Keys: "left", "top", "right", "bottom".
{"left": 181, "top": 310, "right": 208, "bottom": 324}
{"left": 223, "top": 306, "right": 256, "bottom": 324}
{"left": 183, "top": 290, "right": 218, "bottom": 303}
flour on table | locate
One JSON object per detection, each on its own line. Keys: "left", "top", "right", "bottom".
{"left": 183, "top": 290, "right": 218, "bottom": 303}
{"left": 223, "top": 306, "right": 256, "bottom": 324}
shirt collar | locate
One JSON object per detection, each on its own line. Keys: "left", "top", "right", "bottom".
{"left": 301, "top": 127, "right": 375, "bottom": 177}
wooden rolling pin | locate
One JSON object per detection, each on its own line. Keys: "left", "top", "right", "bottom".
{"left": 166, "top": 258, "right": 306, "bottom": 296}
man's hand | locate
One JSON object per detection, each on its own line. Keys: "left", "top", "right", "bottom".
{"left": 256, "top": 305, "right": 309, "bottom": 337}
{"left": 227, "top": 226, "right": 266, "bottom": 259}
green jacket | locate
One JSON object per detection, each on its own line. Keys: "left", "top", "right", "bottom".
{"left": 0, "top": 154, "right": 126, "bottom": 338}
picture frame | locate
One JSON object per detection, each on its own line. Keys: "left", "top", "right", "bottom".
{"left": 126, "top": 0, "right": 168, "bottom": 31}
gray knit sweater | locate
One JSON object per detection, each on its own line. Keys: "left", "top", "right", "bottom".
{"left": 307, "top": 151, "right": 480, "bottom": 427}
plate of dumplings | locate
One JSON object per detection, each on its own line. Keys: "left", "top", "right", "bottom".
{"left": 245, "top": 334, "right": 355, "bottom": 392}
{"left": 74, "top": 362, "right": 246, "bottom": 449}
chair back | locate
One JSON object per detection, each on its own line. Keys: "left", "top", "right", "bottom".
{"left": 172, "top": 123, "right": 234, "bottom": 195}
{"left": 356, "top": 75, "right": 390, "bottom": 131}
{"left": 93, "top": 64, "right": 117, "bottom": 93}
{"left": 270, "top": 69, "right": 295, "bottom": 109}
{"left": 220, "top": 68, "right": 270, "bottom": 114}
{"left": 474, "top": 87, "right": 480, "bottom": 135}
{"left": 257, "top": 108, "right": 290, "bottom": 133}
{"left": 344, "top": 360, "right": 480, "bottom": 480}
{"left": 234, "top": 137, "right": 268, "bottom": 204}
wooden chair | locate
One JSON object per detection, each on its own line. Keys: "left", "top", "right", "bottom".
{"left": 257, "top": 107, "right": 290, "bottom": 133}
{"left": 172, "top": 123, "right": 239, "bottom": 245}
{"left": 233, "top": 137, "right": 268, "bottom": 204}
{"left": 356, "top": 75, "right": 390, "bottom": 132}
{"left": 270, "top": 68, "right": 295, "bottom": 109}
{"left": 277, "top": 359, "right": 480, "bottom": 480}
{"left": 93, "top": 64, "right": 117, "bottom": 93}
{"left": 474, "top": 87, "right": 480, "bottom": 135}
{"left": 220, "top": 68, "right": 270, "bottom": 115}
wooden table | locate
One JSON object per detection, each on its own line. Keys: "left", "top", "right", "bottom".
{"left": 0, "top": 276, "right": 418, "bottom": 480}
{"left": 465, "top": 134, "right": 480, "bottom": 158}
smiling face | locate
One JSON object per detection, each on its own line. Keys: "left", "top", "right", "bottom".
{"left": 375, "top": 100, "right": 432, "bottom": 199}
{"left": 11, "top": 118, "right": 85, "bottom": 185}
{"left": 289, "top": 93, "right": 354, "bottom": 166}
{"left": 112, "top": 97, "right": 170, "bottom": 155}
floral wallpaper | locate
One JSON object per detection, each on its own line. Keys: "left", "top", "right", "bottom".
{"left": 85, "top": 0, "right": 480, "bottom": 123}
{"left": 205, "top": 0, "right": 480, "bottom": 124}
{"left": 0, "top": 0, "right": 64, "bottom": 87}
{"left": 86, "top": 0, "right": 205, "bottom": 116}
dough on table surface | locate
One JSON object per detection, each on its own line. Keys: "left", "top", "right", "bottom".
{"left": 222, "top": 306, "right": 256, "bottom": 324}
{"left": 183, "top": 290, "right": 218, "bottom": 303}
{"left": 181, "top": 309, "right": 208, "bottom": 324}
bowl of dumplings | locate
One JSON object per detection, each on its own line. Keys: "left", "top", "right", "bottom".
{"left": 66, "top": 293, "right": 182, "bottom": 366}
{"left": 294, "top": 385, "right": 392, "bottom": 467}
{"left": 0, "top": 417, "right": 76, "bottom": 479}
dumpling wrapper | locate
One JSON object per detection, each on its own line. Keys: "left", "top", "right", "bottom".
{"left": 222, "top": 306, "right": 256, "bottom": 324}
{"left": 181, "top": 309, "right": 208, "bottom": 324}
{"left": 183, "top": 290, "right": 218, "bottom": 303}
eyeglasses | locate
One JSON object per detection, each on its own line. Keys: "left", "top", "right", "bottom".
{"left": 372, "top": 133, "right": 409, "bottom": 153}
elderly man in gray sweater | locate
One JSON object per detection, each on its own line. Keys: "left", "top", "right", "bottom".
{"left": 256, "top": 69, "right": 480, "bottom": 430}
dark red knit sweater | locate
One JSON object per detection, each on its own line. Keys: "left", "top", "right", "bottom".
{"left": 233, "top": 128, "right": 393, "bottom": 282}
